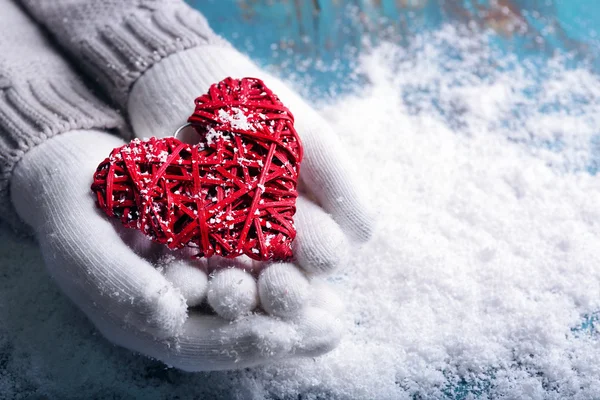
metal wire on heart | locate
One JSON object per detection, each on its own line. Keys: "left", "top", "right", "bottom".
{"left": 91, "top": 77, "right": 303, "bottom": 261}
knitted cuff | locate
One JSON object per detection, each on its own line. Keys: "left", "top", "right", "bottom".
{"left": 0, "top": 78, "right": 125, "bottom": 233}
{"left": 77, "top": 2, "right": 229, "bottom": 107}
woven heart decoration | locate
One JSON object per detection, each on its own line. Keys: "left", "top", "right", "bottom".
{"left": 91, "top": 77, "right": 303, "bottom": 261}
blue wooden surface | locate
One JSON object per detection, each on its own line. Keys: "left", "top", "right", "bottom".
{"left": 191, "top": 0, "right": 600, "bottom": 98}
{"left": 186, "top": 1, "right": 600, "bottom": 398}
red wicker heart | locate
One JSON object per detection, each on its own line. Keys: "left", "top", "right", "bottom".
{"left": 91, "top": 77, "right": 303, "bottom": 261}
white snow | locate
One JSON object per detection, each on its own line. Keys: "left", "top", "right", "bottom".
{"left": 218, "top": 107, "right": 256, "bottom": 131}
{"left": 2, "top": 26, "right": 600, "bottom": 398}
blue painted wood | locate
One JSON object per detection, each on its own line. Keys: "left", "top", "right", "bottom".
{"left": 190, "top": 0, "right": 600, "bottom": 97}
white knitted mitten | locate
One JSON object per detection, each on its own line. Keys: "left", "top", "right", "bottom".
{"left": 128, "top": 46, "right": 375, "bottom": 317}
{"left": 11, "top": 129, "right": 345, "bottom": 371}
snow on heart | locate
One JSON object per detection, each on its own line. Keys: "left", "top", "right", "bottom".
{"left": 91, "top": 77, "right": 303, "bottom": 261}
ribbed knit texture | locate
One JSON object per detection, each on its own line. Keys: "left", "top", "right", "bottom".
{"left": 18, "top": 0, "right": 228, "bottom": 107}
{"left": 0, "top": 0, "right": 124, "bottom": 232}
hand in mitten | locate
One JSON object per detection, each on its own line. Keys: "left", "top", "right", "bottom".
{"left": 4, "top": 0, "right": 373, "bottom": 371}
{"left": 128, "top": 46, "right": 375, "bottom": 315}
{"left": 11, "top": 129, "right": 345, "bottom": 371}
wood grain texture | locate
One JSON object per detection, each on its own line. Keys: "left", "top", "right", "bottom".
{"left": 190, "top": 0, "right": 600, "bottom": 95}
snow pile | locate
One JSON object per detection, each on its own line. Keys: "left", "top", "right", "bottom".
{"left": 2, "top": 25, "right": 600, "bottom": 399}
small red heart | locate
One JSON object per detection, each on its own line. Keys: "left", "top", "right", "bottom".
{"left": 91, "top": 77, "right": 303, "bottom": 261}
